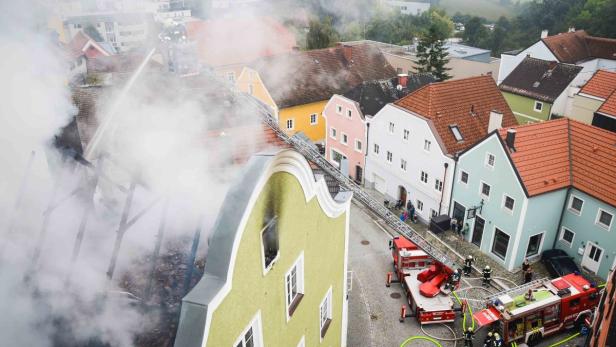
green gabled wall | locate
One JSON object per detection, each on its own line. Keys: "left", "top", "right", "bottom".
{"left": 502, "top": 91, "right": 552, "bottom": 124}
{"left": 206, "top": 172, "right": 347, "bottom": 347}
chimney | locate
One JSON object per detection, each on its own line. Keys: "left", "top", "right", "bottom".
{"left": 488, "top": 110, "right": 503, "bottom": 133}
{"left": 541, "top": 29, "right": 549, "bottom": 39}
{"left": 397, "top": 73, "right": 408, "bottom": 88}
{"left": 342, "top": 45, "right": 353, "bottom": 62}
{"left": 506, "top": 129, "right": 516, "bottom": 151}
{"left": 568, "top": 27, "right": 576, "bottom": 33}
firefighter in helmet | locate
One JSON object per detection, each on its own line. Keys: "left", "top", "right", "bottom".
{"left": 464, "top": 255, "right": 474, "bottom": 276}
{"left": 483, "top": 331, "right": 493, "bottom": 347}
{"left": 492, "top": 332, "right": 503, "bottom": 347}
{"left": 482, "top": 265, "right": 492, "bottom": 286}
{"left": 445, "top": 268, "right": 462, "bottom": 290}
{"left": 464, "top": 327, "right": 475, "bottom": 347}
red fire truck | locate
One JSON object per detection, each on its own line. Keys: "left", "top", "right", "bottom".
{"left": 388, "top": 236, "right": 459, "bottom": 324}
{"left": 473, "top": 273, "right": 600, "bottom": 346}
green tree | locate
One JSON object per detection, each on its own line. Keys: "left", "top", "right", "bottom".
{"left": 490, "top": 16, "right": 511, "bottom": 55}
{"left": 462, "top": 16, "right": 489, "bottom": 47}
{"left": 83, "top": 24, "right": 103, "bottom": 42}
{"left": 415, "top": 24, "right": 451, "bottom": 81}
{"left": 306, "top": 16, "right": 339, "bottom": 49}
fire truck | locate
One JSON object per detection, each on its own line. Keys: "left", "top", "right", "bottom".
{"left": 473, "top": 273, "right": 600, "bottom": 346}
{"left": 388, "top": 236, "right": 459, "bottom": 324}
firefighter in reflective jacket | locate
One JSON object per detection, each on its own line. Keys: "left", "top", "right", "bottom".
{"left": 445, "top": 268, "right": 462, "bottom": 290}
{"left": 483, "top": 331, "right": 493, "bottom": 347}
{"left": 482, "top": 265, "right": 492, "bottom": 286}
{"left": 492, "top": 333, "right": 503, "bottom": 347}
{"left": 464, "top": 255, "right": 474, "bottom": 276}
{"left": 464, "top": 327, "right": 475, "bottom": 347}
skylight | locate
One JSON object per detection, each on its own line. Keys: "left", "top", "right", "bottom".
{"left": 450, "top": 125, "right": 463, "bottom": 142}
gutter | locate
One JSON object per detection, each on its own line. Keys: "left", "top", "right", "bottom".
{"left": 552, "top": 120, "right": 574, "bottom": 249}
{"left": 438, "top": 161, "right": 449, "bottom": 215}
{"left": 447, "top": 153, "right": 459, "bottom": 216}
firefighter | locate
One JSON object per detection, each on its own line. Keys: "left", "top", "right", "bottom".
{"left": 524, "top": 267, "right": 534, "bottom": 284}
{"left": 445, "top": 268, "right": 462, "bottom": 290}
{"left": 492, "top": 333, "right": 503, "bottom": 347}
{"left": 464, "top": 327, "right": 475, "bottom": 347}
{"left": 483, "top": 331, "right": 493, "bottom": 347}
{"left": 482, "top": 265, "right": 492, "bottom": 287}
{"left": 464, "top": 255, "right": 474, "bottom": 276}
{"left": 522, "top": 258, "right": 531, "bottom": 282}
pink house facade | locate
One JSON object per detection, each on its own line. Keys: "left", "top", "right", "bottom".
{"left": 323, "top": 95, "right": 367, "bottom": 183}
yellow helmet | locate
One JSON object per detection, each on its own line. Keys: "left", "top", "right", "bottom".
{"left": 468, "top": 327, "right": 473, "bottom": 332}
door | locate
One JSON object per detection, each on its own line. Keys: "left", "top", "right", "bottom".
{"left": 374, "top": 174, "right": 386, "bottom": 193}
{"left": 472, "top": 216, "right": 485, "bottom": 247}
{"left": 398, "top": 186, "right": 407, "bottom": 204}
{"left": 581, "top": 242, "right": 603, "bottom": 273}
{"left": 355, "top": 165, "right": 363, "bottom": 183}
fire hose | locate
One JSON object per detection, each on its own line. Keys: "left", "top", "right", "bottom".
{"left": 452, "top": 290, "right": 475, "bottom": 331}
{"left": 399, "top": 335, "right": 444, "bottom": 347}
{"left": 421, "top": 323, "right": 461, "bottom": 345}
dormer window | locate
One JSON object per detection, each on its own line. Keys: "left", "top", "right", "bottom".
{"left": 262, "top": 207, "right": 279, "bottom": 271}
{"left": 449, "top": 125, "right": 463, "bottom": 142}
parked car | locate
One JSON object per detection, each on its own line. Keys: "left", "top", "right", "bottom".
{"left": 541, "top": 249, "right": 581, "bottom": 278}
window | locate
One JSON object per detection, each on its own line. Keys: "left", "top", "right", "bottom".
{"left": 248, "top": 84, "right": 254, "bottom": 95}
{"left": 226, "top": 71, "right": 235, "bottom": 82}
{"left": 503, "top": 195, "right": 515, "bottom": 212}
{"left": 285, "top": 254, "right": 305, "bottom": 318}
{"left": 336, "top": 105, "right": 342, "bottom": 114}
{"left": 400, "top": 159, "right": 407, "bottom": 171}
{"left": 286, "top": 119, "right": 294, "bottom": 130}
{"left": 386, "top": 151, "right": 393, "bottom": 163}
{"left": 597, "top": 209, "right": 613, "bottom": 230}
{"left": 534, "top": 101, "right": 543, "bottom": 112}
{"left": 492, "top": 228, "right": 510, "bottom": 260}
{"left": 560, "top": 228, "right": 575, "bottom": 247}
{"left": 347, "top": 109, "right": 352, "bottom": 118}
{"left": 485, "top": 153, "right": 495, "bottom": 168}
{"left": 389, "top": 122, "right": 395, "bottom": 134}
{"left": 319, "top": 287, "right": 333, "bottom": 340}
{"left": 355, "top": 139, "right": 362, "bottom": 152}
{"left": 450, "top": 125, "right": 463, "bottom": 142}
{"left": 420, "top": 171, "right": 428, "bottom": 184}
{"left": 373, "top": 143, "right": 380, "bottom": 154}
{"left": 430, "top": 209, "right": 438, "bottom": 218}
{"left": 569, "top": 196, "right": 584, "bottom": 215}
{"left": 460, "top": 171, "right": 469, "bottom": 184}
{"left": 330, "top": 127, "right": 337, "bottom": 139}
{"left": 261, "top": 213, "right": 279, "bottom": 271}
{"left": 310, "top": 113, "right": 317, "bottom": 125}
{"left": 234, "top": 313, "right": 262, "bottom": 347}
{"left": 341, "top": 133, "right": 348, "bottom": 145}
{"left": 403, "top": 129, "right": 410, "bottom": 141}
{"left": 416, "top": 200, "right": 424, "bottom": 211}
{"left": 424, "top": 139, "right": 431, "bottom": 151}
{"left": 481, "top": 182, "right": 491, "bottom": 199}
{"left": 434, "top": 179, "right": 443, "bottom": 192}
{"left": 526, "top": 232, "right": 543, "bottom": 257}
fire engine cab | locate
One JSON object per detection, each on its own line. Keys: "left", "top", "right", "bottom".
{"left": 473, "top": 273, "right": 600, "bottom": 346}
{"left": 389, "top": 236, "right": 458, "bottom": 324}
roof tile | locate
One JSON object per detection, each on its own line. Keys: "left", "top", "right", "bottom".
{"left": 580, "top": 70, "right": 616, "bottom": 99}
{"left": 542, "top": 30, "right": 616, "bottom": 64}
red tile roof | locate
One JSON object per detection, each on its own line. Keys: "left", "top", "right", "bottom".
{"left": 580, "top": 70, "right": 616, "bottom": 99}
{"left": 498, "top": 119, "right": 616, "bottom": 206}
{"left": 597, "top": 91, "right": 616, "bottom": 116}
{"left": 186, "top": 17, "right": 297, "bottom": 68}
{"left": 542, "top": 30, "right": 616, "bottom": 64}
{"left": 394, "top": 75, "right": 517, "bottom": 154}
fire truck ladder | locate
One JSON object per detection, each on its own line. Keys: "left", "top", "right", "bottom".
{"left": 485, "top": 278, "right": 548, "bottom": 303}
{"left": 240, "top": 93, "right": 460, "bottom": 272}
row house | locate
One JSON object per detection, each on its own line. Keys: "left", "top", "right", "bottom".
{"left": 323, "top": 73, "right": 435, "bottom": 182}
{"left": 451, "top": 119, "right": 616, "bottom": 279}
{"left": 570, "top": 70, "right": 616, "bottom": 132}
{"left": 364, "top": 75, "right": 517, "bottom": 223}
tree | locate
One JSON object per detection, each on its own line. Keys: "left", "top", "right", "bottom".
{"left": 83, "top": 24, "right": 103, "bottom": 42}
{"left": 462, "top": 16, "right": 489, "bottom": 47}
{"left": 490, "top": 16, "right": 511, "bottom": 55}
{"left": 415, "top": 24, "right": 451, "bottom": 81}
{"left": 306, "top": 16, "right": 339, "bottom": 49}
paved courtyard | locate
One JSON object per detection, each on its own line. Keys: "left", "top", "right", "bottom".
{"left": 347, "top": 202, "right": 587, "bottom": 347}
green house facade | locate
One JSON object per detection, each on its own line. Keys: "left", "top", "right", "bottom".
{"left": 175, "top": 150, "right": 352, "bottom": 347}
{"left": 502, "top": 91, "right": 552, "bottom": 124}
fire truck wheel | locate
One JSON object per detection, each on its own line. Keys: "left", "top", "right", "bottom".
{"left": 527, "top": 332, "right": 542, "bottom": 346}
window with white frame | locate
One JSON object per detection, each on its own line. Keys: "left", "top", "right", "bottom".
{"left": 389, "top": 122, "right": 395, "bottom": 134}
{"left": 373, "top": 143, "right": 380, "bottom": 154}
{"left": 480, "top": 182, "right": 491, "bottom": 199}
{"left": 310, "top": 113, "right": 317, "bottom": 125}
{"left": 400, "top": 159, "right": 407, "bottom": 171}
{"left": 597, "top": 209, "right": 613, "bottom": 230}
{"left": 424, "top": 139, "right": 431, "bottom": 151}
{"left": 560, "top": 227, "right": 575, "bottom": 247}
{"left": 286, "top": 119, "right": 294, "bottom": 130}
{"left": 261, "top": 212, "right": 279, "bottom": 271}
{"left": 347, "top": 109, "right": 352, "bottom": 118}
{"left": 234, "top": 313, "right": 263, "bottom": 347}
{"left": 336, "top": 105, "right": 342, "bottom": 114}
{"left": 285, "top": 254, "right": 305, "bottom": 318}
{"left": 341, "top": 133, "right": 348, "bottom": 145}
{"left": 460, "top": 171, "right": 469, "bottom": 184}
{"left": 534, "top": 101, "right": 543, "bottom": 112}
{"left": 420, "top": 171, "right": 428, "bottom": 184}
{"left": 330, "top": 127, "right": 337, "bottom": 139}
{"left": 355, "top": 139, "right": 362, "bottom": 152}
{"left": 568, "top": 196, "right": 584, "bottom": 215}
{"left": 416, "top": 200, "right": 424, "bottom": 211}
{"left": 492, "top": 228, "right": 510, "bottom": 260}
{"left": 485, "top": 153, "right": 495, "bottom": 168}
{"left": 386, "top": 151, "right": 393, "bottom": 163}
{"left": 319, "top": 287, "right": 333, "bottom": 340}
{"left": 403, "top": 129, "right": 410, "bottom": 141}
{"left": 450, "top": 125, "right": 463, "bottom": 142}
{"left": 503, "top": 195, "right": 515, "bottom": 212}
{"left": 434, "top": 179, "right": 443, "bottom": 192}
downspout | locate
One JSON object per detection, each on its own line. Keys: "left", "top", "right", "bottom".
{"left": 364, "top": 121, "right": 370, "bottom": 186}
{"left": 438, "top": 162, "right": 449, "bottom": 215}
{"left": 447, "top": 153, "right": 459, "bottom": 216}
{"left": 552, "top": 120, "right": 574, "bottom": 249}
